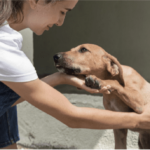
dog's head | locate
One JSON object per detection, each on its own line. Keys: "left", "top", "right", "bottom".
{"left": 53, "top": 44, "right": 124, "bottom": 86}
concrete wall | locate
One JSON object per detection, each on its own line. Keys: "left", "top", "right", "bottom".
{"left": 20, "top": 28, "right": 34, "bottom": 63}
{"left": 34, "top": 1, "right": 150, "bottom": 83}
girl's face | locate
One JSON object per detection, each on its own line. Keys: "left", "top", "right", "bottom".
{"left": 26, "top": 0, "right": 78, "bottom": 35}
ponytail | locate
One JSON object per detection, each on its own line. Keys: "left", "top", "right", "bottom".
{"left": 0, "top": 0, "right": 12, "bottom": 26}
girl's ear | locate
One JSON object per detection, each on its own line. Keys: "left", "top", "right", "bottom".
{"left": 102, "top": 54, "right": 125, "bottom": 86}
{"left": 28, "top": 0, "right": 37, "bottom": 9}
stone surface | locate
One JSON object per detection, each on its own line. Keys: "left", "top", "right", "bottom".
{"left": 17, "top": 94, "right": 139, "bottom": 149}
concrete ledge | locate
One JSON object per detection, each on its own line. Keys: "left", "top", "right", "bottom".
{"left": 17, "top": 94, "right": 138, "bottom": 149}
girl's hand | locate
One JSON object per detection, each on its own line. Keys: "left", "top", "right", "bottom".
{"left": 59, "top": 73, "right": 100, "bottom": 94}
{"left": 137, "top": 103, "right": 150, "bottom": 129}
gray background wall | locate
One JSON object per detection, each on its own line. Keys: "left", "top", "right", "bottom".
{"left": 34, "top": 1, "right": 150, "bottom": 92}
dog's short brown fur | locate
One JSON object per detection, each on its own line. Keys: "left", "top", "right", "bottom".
{"left": 53, "top": 44, "right": 150, "bottom": 149}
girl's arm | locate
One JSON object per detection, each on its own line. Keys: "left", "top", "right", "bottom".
{"left": 41, "top": 72, "right": 100, "bottom": 93}
{"left": 7, "top": 72, "right": 150, "bottom": 130}
{"left": 2, "top": 75, "right": 139, "bottom": 130}
{"left": 11, "top": 72, "right": 99, "bottom": 106}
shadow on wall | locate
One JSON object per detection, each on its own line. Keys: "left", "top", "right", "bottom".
{"left": 34, "top": 1, "right": 150, "bottom": 93}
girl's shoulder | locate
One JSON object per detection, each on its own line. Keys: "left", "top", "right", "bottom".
{"left": 0, "top": 22, "right": 38, "bottom": 82}
{"left": 0, "top": 21, "right": 23, "bottom": 50}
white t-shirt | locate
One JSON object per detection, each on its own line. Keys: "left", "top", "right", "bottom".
{"left": 0, "top": 21, "right": 38, "bottom": 82}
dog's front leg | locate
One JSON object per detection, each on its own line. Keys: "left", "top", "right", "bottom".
{"left": 111, "top": 84, "right": 144, "bottom": 114}
{"left": 113, "top": 129, "right": 128, "bottom": 149}
{"left": 103, "top": 79, "right": 144, "bottom": 114}
{"left": 85, "top": 75, "right": 144, "bottom": 114}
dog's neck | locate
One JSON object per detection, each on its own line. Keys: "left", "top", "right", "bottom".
{"left": 96, "top": 70, "right": 123, "bottom": 85}
{"left": 95, "top": 71, "right": 112, "bottom": 80}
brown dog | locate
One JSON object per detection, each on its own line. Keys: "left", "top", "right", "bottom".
{"left": 53, "top": 44, "right": 150, "bottom": 149}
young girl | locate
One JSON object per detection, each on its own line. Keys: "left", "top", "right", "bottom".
{"left": 0, "top": 0, "right": 150, "bottom": 149}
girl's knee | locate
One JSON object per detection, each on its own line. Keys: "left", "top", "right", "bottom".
{"left": 1, "top": 143, "right": 17, "bottom": 149}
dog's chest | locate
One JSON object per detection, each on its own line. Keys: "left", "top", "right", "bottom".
{"left": 141, "top": 83, "right": 150, "bottom": 104}
{"left": 103, "top": 94, "right": 132, "bottom": 112}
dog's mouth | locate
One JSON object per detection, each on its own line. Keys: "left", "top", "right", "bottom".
{"left": 55, "top": 64, "right": 81, "bottom": 75}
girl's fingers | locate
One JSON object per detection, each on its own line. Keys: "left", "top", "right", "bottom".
{"left": 106, "top": 85, "right": 111, "bottom": 89}
{"left": 82, "top": 84, "right": 99, "bottom": 94}
{"left": 71, "top": 76, "right": 113, "bottom": 95}
{"left": 100, "top": 85, "right": 112, "bottom": 94}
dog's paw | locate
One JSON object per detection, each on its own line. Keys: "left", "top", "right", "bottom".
{"left": 85, "top": 75, "right": 113, "bottom": 94}
{"left": 85, "top": 75, "right": 102, "bottom": 89}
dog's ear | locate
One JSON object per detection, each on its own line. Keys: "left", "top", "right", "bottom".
{"left": 102, "top": 54, "right": 125, "bottom": 86}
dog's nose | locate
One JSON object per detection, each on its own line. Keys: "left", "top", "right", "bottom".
{"left": 53, "top": 53, "right": 62, "bottom": 62}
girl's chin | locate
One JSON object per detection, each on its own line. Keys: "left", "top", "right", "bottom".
{"left": 34, "top": 29, "right": 45, "bottom": 36}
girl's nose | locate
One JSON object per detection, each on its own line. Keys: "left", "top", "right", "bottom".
{"left": 56, "top": 17, "right": 65, "bottom": 26}
{"left": 56, "top": 21, "right": 63, "bottom": 26}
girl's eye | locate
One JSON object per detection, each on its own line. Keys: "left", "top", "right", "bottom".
{"left": 79, "top": 48, "right": 88, "bottom": 53}
{"left": 61, "top": 11, "right": 65, "bottom": 15}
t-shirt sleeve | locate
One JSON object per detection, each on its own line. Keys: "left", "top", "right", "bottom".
{"left": 0, "top": 37, "right": 38, "bottom": 82}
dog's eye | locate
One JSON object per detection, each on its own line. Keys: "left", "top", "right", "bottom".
{"left": 79, "top": 48, "right": 88, "bottom": 53}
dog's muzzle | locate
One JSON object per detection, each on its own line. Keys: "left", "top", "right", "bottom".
{"left": 53, "top": 53, "right": 81, "bottom": 75}
{"left": 53, "top": 53, "right": 62, "bottom": 63}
